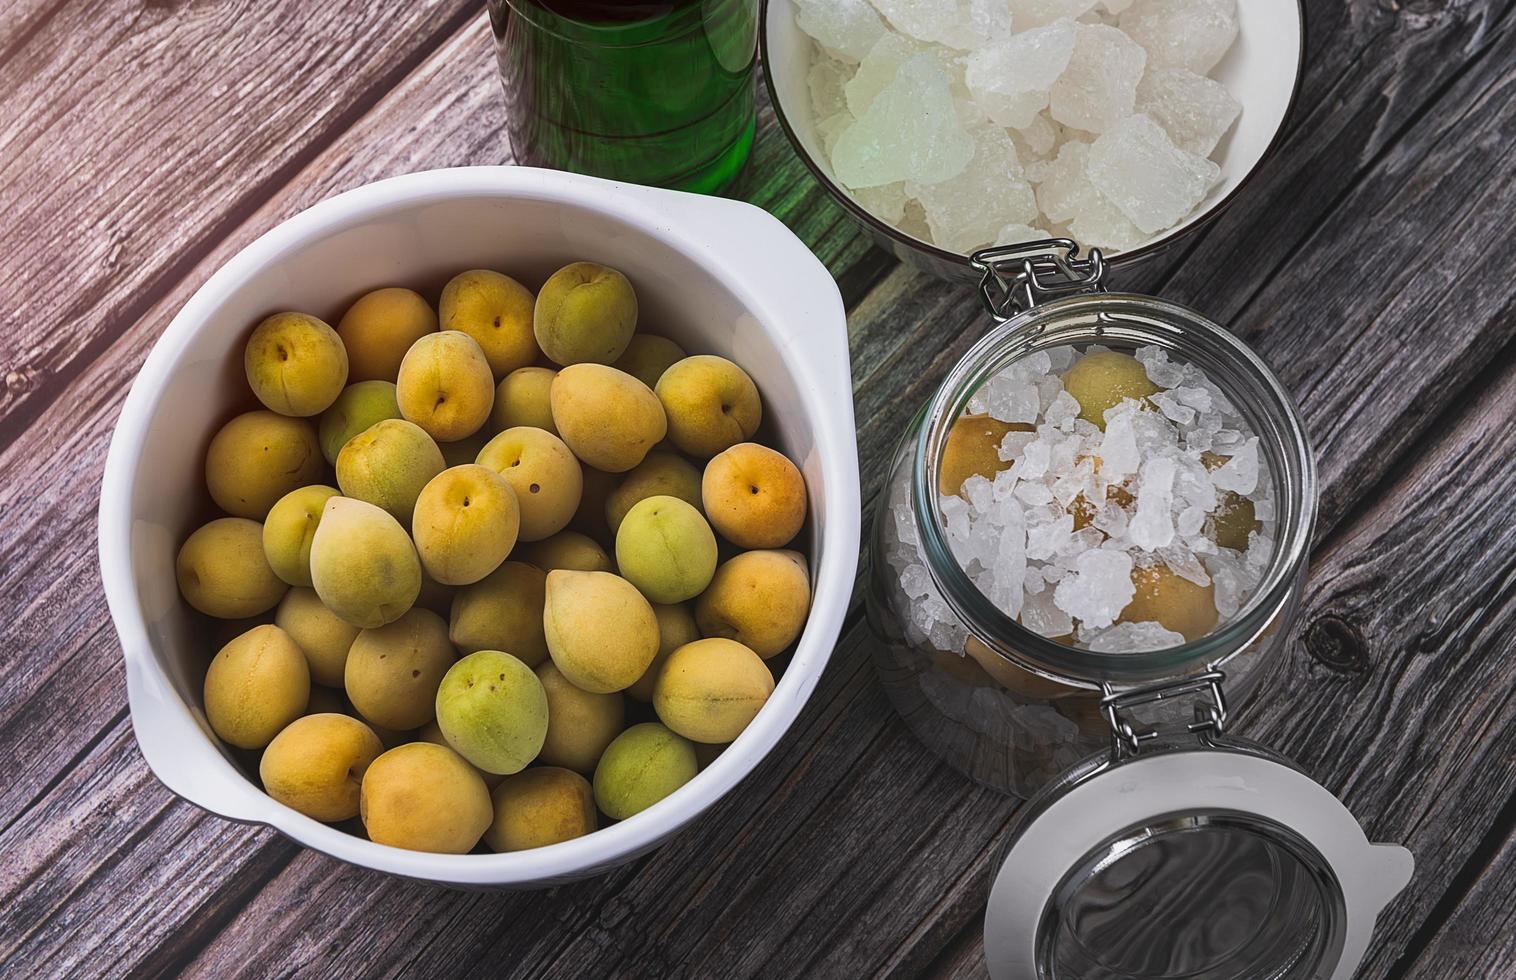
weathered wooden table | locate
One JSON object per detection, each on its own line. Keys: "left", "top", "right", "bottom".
{"left": 3, "top": 1, "right": 1515, "bottom": 975}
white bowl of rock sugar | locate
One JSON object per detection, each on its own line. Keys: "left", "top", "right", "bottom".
{"left": 762, "top": 0, "right": 1305, "bottom": 278}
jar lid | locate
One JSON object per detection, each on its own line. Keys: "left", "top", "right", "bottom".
{"left": 983, "top": 676, "right": 1412, "bottom": 979}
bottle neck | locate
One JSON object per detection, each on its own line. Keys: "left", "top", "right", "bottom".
{"left": 913, "top": 293, "right": 1317, "bottom": 687}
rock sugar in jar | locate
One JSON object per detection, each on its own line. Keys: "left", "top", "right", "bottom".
{"left": 933, "top": 343, "right": 1274, "bottom": 652}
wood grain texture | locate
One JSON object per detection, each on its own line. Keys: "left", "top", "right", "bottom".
{"left": 0, "top": 0, "right": 478, "bottom": 448}
{"left": 1398, "top": 799, "right": 1516, "bottom": 977}
{"left": 1284, "top": 354, "right": 1516, "bottom": 979}
{"left": 2, "top": 0, "right": 1515, "bottom": 976}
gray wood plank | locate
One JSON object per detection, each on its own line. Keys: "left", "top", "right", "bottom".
{"left": 1269, "top": 360, "right": 1516, "bottom": 979}
{"left": 3, "top": 0, "right": 1516, "bottom": 976}
{"left": 0, "top": 15, "right": 512, "bottom": 841}
{"left": 1397, "top": 810, "right": 1516, "bottom": 978}
{"left": 0, "top": 0, "right": 65, "bottom": 63}
{"left": 0, "top": 0, "right": 480, "bottom": 448}
{"left": 0, "top": 716, "right": 298, "bottom": 977}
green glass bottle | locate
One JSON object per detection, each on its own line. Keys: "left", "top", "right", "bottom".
{"left": 488, "top": 0, "right": 758, "bottom": 194}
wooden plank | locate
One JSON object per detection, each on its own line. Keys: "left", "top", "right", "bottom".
{"left": 1131, "top": 0, "right": 1516, "bottom": 533}
{"left": 1397, "top": 808, "right": 1516, "bottom": 978}
{"left": 0, "top": 0, "right": 64, "bottom": 63}
{"left": 0, "top": 0, "right": 480, "bottom": 449}
{"left": 4, "top": 2, "right": 1516, "bottom": 977}
{"left": 0, "top": 18, "right": 517, "bottom": 972}
{"left": 0, "top": 15, "right": 505, "bottom": 839}
{"left": 0, "top": 714, "right": 302, "bottom": 977}
{"left": 924, "top": 925, "right": 992, "bottom": 980}
{"left": 1150, "top": 0, "right": 1515, "bottom": 306}
{"left": 1261, "top": 355, "right": 1516, "bottom": 979}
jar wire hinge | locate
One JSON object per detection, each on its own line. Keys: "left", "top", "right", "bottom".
{"left": 1100, "top": 669, "right": 1229, "bottom": 761}
{"left": 971, "top": 239, "right": 1109, "bottom": 321}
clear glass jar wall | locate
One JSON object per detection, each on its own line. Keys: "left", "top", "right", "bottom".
{"left": 866, "top": 294, "right": 1317, "bottom": 798}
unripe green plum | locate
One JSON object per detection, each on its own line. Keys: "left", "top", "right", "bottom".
{"left": 592, "top": 722, "right": 697, "bottom": 819}
{"left": 1062, "top": 350, "right": 1160, "bottom": 429}
{"left": 412, "top": 464, "right": 520, "bottom": 586}
{"left": 533, "top": 262, "right": 637, "bottom": 366}
{"left": 435, "top": 650, "right": 548, "bottom": 775}
{"left": 396, "top": 330, "right": 496, "bottom": 442}
{"left": 344, "top": 607, "right": 455, "bottom": 730}
{"left": 485, "top": 767, "right": 597, "bottom": 852}
{"left": 543, "top": 570, "right": 659, "bottom": 693}
{"left": 203, "top": 624, "right": 310, "bottom": 749}
{"left": 440, "top": 269, "right": 539, "bottom": 378}
{"left": 177, "top": 517, "right": 288, "bottom": 619}
{"left": 653, "top": 637, "right": 773, "bottom": 743}
{"left": 614, "top": 496, "right": 717, "bottom": 604}
{"left": 361, "top": 742, "right": 491, "bottom": 853}
{"left": 611, "top": 334, "right": 685, "bottom": 390}
{"left": 551, "top": 363, "right": 666, "bottom": 473}
{"left": 476, "top": 426, "right": 583, "bottom": 541}
{"left": 205, "top": 411, "right": 323, "bottom": 519}
{"left": 318, "top": 380, "right": 401, "bottom": 465}
{"left": 605, "top": 450, "right": 702, "bottom": 535}
{"left": 336, "top": 418, "right": 445, "bottom": 523}
{"left": 310, "top": 497, "right": 421, "bottom": 629}
{"left": 449, "top": 561, "right": 549, "bottom": 664}
{"left": 336, "top": 287, "right": 437, "bottom": 383}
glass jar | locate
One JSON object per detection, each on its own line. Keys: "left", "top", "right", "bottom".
{"left": 869, "top": 246, "right": 1315, "bottom": 797}
{"left": 867, "top": 242, "right": 1410, "bottom": 978}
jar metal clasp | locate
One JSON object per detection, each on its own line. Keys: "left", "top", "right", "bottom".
{"left": 1099, "top": 669, "right": 1229, "bottom": 761}
{"left": 970, "top": 239, "right": 1109, "bottom": 322}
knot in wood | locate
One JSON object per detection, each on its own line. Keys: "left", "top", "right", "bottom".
{"left": 1304, "top": 614, "right": 1369, "bottom": 674}
{"left": 4, "top": 367, "right": 38, "bottom": 394}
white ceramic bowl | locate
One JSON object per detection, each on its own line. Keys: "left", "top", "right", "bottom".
{"left": 98, "top": 167, "right": 860, "bottom": 887}
{"left": 762, "top": 0, "right": 1305, "bottom": 277}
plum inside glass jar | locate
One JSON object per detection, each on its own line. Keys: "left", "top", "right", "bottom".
{"left": 932, "top": 343, "right": 1276, "bottom": 653}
